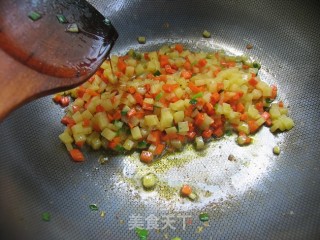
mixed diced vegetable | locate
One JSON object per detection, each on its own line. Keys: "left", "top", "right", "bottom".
{"left": 56, "top": 44, "right": 294, "bottom": 162}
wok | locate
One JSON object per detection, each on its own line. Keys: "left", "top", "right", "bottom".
{"left": 1, "top": 0, "right": 320, "bottom": 239}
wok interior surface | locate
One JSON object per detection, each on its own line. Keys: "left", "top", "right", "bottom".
{"left": 1, "top": 0, "right": 320, "bottom": 239}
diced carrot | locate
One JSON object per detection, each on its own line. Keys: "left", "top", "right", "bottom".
{"left": 188, "top": 122, "right": 195, "bottom": 132}
{"left": 117, "top": 58, "right": 127, "bottom": 73}
{"left": 61, "top": 116, "right": 75, "bottom": 126}
{"left": 187, "top": 131, "right": 196, "bottom": 139}
{"left": 236, "top": 103, "right": 245, "bottom": 113}
{"left": 170, "top": 96, "right": 179, "bottom": 103}
{"left": 82, "top": 118, "right": 91, "bottom": 127}
{"left": 195, "top": 113, "right": 205, "bottom": 126}
{"left": 180, "top": 184, "right": 192, "bottom": 196}
{"left": 145, "top": 84, "right": 151, "bottom": 93}
{"left": 77, "top": 87, "right": 86, "bottom": 98}
{"left": 144, "top": 53, "right": 150, "bottom": 60}
{"left": 75, "top": 141, "right": 85, "bottom": 148}
{"left": 211, "top": 92, "right": 220, "bottom": 103}
{"left": 188, "top": 82, "right": 203, "bottom": 93}
{"left": 86, "top": 89, "right": 99, "bottom": 97}
{"left": 108, "top": 136, "right": 121, "bottom": 149}
{"left": 162, "top": 83, "right": 179, "bottom": 93}
{"left": 265, "top": 118, "right": 272, "bottom": 126}
{"left": 242, "top": 65, "right": 250, "bottom": 70}
{"left": 96, "top": 105, "right": 105, "bottom": 113}
{"left": 134, "top": 92, "right": 144, "bottom": 105}
{"left": 127, "top": 86, "right": 136, "bottom": 94}
{"left": 175, "top": 44, "right": 184, "bottom": 53}
{"left": 271, "top": 85, "right": 277, "bottom": 99}
{"left": 213, "top": 69, "right": 221, "bottom": 77}
{"left": 213, "top": 127, "right": 224, "bottom": 137}
{"left": 154, "top": 143, "right": 165, "bottom": 155}
{"left": 198, "top": 59, "right": 207, "bottom": 67}
{"left": 113, "top": 110, "right": 121, "bottom": 120}
{"left": 60, "top": 96, "right": 70, "bottom": 107}
{"left": 164, "top": 65, "right": 176, "bottom": 74}
{"left": 248, "top": 77, "right": 258, "bottom": 86}
{"left": 248, "top": 120, "right": 259, "bottom": 133}
{"left": 240, "top": 113, "right": 248, "bottom": 121}
{"left": 159, "top": 55, "right": 169, "bottom": 67}
{"left": 278, "top": 101, "right": 284, "bottom": 108}
{"left": 140, "top": 151, "right": 153, "bottom": 163}
{"left": 261, "top": 111, "right": 270, "bottom": 120}
{"left": 204, "top": 102, "right": 215, "bottom": 115}
{"left": 53, "top": 94, "right": 62, "bottom": 103}
{"left": 142, "top": 102, "right": 154, "bottom": 111}
{"left": 217, "top": 82, "right": 224, "bottom": 92}
{"left": 202, "top": 129, "right": 213, "bottom": 139}
{"left": 93, "top": 123, "right": 101, "bottom": 132}
{"left": 127, "top": 108, "right": 137, "bottom": 118}
{"left": 227, "top": 61, "right": 236, "bottom": 67}
{"left": 69, "top": 149, "right": 85, "bottom": 162}
{"left": 183, "top": 61, "right": 192, "bottom": 70}
{"left": 72, "top": 105, "right": 80, "bottom": 113}
{"left": 255, "top": 102, "right": 264, "bottom": 112}
{"left": 181, "top": 70, "right": 192, "bottom": 79}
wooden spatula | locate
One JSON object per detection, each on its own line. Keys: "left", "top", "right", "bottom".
{"left": 0, "top": 0, "right": 118, "bottom": 121}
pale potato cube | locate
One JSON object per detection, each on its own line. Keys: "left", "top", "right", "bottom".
{"left": 59, "top": 131, "right": 73, "bottom": 144}
{"left": 131, "top": 126, "right": 142, "bottom": 140}
{"left": 123, "top": 139, "right": 135, "bottom": 150}
{"left": 173, "top": 111, "right": 184, "bottom": 123}
{"left": 170, "top": 100, "right": 185, "bottom": 111}
{"left": 178, "top": 121, "right": 189, "bottom": 132}
{"left": 160, "top": 109, "right": 173, "bottom": 129}
{"left": 144, "top": 115, "right": 159, "bottom": 127}
{"left": 101, "top": 128, "right": 117, "bottom": 141}
{"left": 72, "top": 111, "right": 83, "bottom": 123}
{"left": 165, "top": 126, "right": 177, "bottom": 134}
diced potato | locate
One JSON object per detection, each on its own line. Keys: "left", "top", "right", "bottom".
{"left": 173, "top": 111, "right": 184, "bottom": 123}
{"left": 247, "top": 105, "right": 260, "bottom": 119}
{"left": 59, "top": 131, "right": 73, "bottom": 144}
{"left": 73, "top": 134, "right": 86, "bottom": 143}
{"left": 178, "top": 121, "right": 189, "bottom": 132}
{"left": 160, "top": 108, "right": 173, "bottom": 129}
{"left": 170, "top": 100, "right": 185, "bottom": 111}
{"left": 123, "top": 139, "right": 135, "bottom": 150}
{"left": 91, "top": 137, "right": 102, "bottom": 150}
{"left": 125, "top": 66, "right": 135, "bottom": 77}
{"left": 174, "top": 87, "right": 184, "bottom": 98}
{"left": 195, "top": 136, "right": 205, "bottom": 149}
{"left": 72, "top": 111, "right": 83, "bottom": 123}
{"left": 237, "top": 122, "right": 250, "bottom": 135}
{"left": 82, "top": 109, "right": 93, "bottom": 120}
{"left": 131, "top": 126, "right": 142, "bottom": 140}
{"left": 71, "top": 123, "right": 84, "bottom": 135}
{"left": 144, "top": 115, "right": 159, "bottom": 127}
{"left": 165, "top": 126, "right": 177, "bottom": 134}
{"left": 101, "top": 128, "right": 117, "bottom": 141}
{"left": 144, "top": 98, "right": 154, "bottom": 105}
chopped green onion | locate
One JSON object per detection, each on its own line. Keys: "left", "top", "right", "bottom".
{"left": 66, "top": 23, "right": 79, "bottom": 33}
{"left": 42, "top": 212, "right": 51, "bottom": 221}
{"left": 28, "top": 11, "right": 42, "bottom": 21}
{"left": 253, "top": 61, "right": 261, "bottom": 69}
{"left": 128, "top": 49, "right": 142, "bottom": 60}
{"left": 192, "top": 92, "right": 203, "bottom": 99}
{"left": 273, "top": 146, "right": 280, "bottom": 155}
{"left": 171, "top": 238, "right": 182, "bottom": 240}
{"left": 135, "top": 227, "right": 149, "bottom": 240}
{"left": 137, "top": 141, "right": 148, "bottom": 149}
{"left": 137, "top": 36, "right": 146, "bottom": 44}
{"left": 56, "top": 14, "right": 68, "bottom": 23}
{"left": 121, "top": 110, "right": 128, "bottom": 116}
{"left": 202, "top": 30, "right": 211, "bottom": 38}
{"left": 153, "top": 70, "right": 161, "bottom": 76}
{"left": 199, "top": 212, "right": 209, "bottom": 222}
{"left": 115, "top": 145, "right": 126, "bottom": 152}
{"left": 141, "top": 173, "right": 157, "bottom": 189}
{"left": 155, "top": 92, "right": 163, "bottom": 101}
{"left": 89, "top": 204, "right": 98, "bottom": 211}
{"left": 265, "top": 98, "right": 273, "bottom": 104}
{"left": 225, "top": 129, "right": 233, "bottom": 136}
{"left": 189, "top": 99, "right": 197, "bottom": 105}
{"left": 103, "top": 18, "right": 111, "bottom": 25}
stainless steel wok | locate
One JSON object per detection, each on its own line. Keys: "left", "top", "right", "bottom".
{"left": 1, "top": 0, "right": 319, "bottom": 239}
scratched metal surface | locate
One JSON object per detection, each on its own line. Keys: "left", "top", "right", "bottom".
{"left": 1, "top": 0, "right": 320, "bottom": 239}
